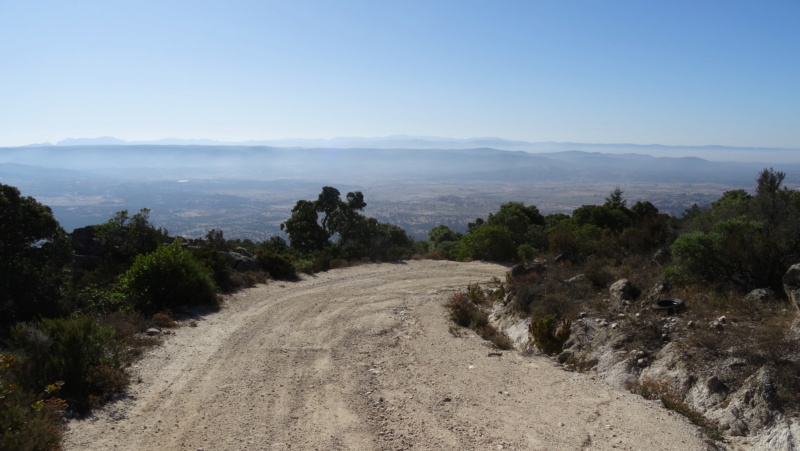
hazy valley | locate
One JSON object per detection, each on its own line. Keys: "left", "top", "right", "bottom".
{"left": 1, "top": 142, "right": 798, "bottom": 240}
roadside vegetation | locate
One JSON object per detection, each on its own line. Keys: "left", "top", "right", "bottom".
{"left": 443, "top": 168, "right": 800, "bottom": 443}
{"left": 0, "top": 184, "right": 418, "bottom": 449}
{"left": 2, "top": 168, "right": 798, "bottom": 447}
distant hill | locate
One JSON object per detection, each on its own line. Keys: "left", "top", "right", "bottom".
{"left": 2, "top": 145, "right": 797, "bottom": 184}
{"left": 21, "top": 136, "right": 800, "bottom": 164}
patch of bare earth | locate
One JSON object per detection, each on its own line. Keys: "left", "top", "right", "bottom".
{"left": 65, "top": 260, "right": 713, "bottom": 450}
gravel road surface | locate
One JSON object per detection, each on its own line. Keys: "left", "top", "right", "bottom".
{"left": 65, "top": 260, "right": 713, "bottom": 450}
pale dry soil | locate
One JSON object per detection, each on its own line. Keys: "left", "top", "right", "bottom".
{"left": 65, "top": 260, "right": 714, "bottom": 450}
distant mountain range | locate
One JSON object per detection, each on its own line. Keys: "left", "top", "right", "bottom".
{"left": 18, "top": 136, "right": 800, "bottom": 164}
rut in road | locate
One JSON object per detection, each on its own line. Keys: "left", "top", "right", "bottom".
{"left": 65, "top": 260, "right": 713, "bottom": 451}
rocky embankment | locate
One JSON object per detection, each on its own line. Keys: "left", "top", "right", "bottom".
{"left": 494, "top": 263, "right": 800, "bottom": 450}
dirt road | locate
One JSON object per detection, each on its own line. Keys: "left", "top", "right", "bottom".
{"left": 65, "top": 260, "right": 713, "bottom": 450}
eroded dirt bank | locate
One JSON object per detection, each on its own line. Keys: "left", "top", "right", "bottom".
{"left": 65, "top": 260, "right": 714, "bottom": 450}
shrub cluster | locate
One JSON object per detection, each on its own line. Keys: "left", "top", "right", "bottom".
{"left": 256, "top": 250, "right": 297, "bottom": 280}
{"left": 10, "top": 315, "right": 127, "bottom": 412}
{"left": 120, "top": 240, "right": 219, "bottom": 314}
{"left": 0, "top": 353, "right": 66, "bottom": 451}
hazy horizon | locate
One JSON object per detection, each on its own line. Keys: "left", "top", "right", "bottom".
{"left": 8, "top": 135, "right": 800, "bottom": 164}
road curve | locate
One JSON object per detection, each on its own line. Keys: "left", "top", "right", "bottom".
{"left": 65, "top": 260, "right": 713, "bottom": 450}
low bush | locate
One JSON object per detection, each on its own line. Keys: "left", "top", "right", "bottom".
{"left": 466, "top": 282, "right": 488, "bottom": 305}
{"left": 10, "top": 315, "right": 128, "bottom": 412}
{"left": 120, "top": 240, "right": 219, "bottom": 314}
{"left": 293, "top": 258, "right": 314, "bottom": 274}
{"left": 0, "top": 354, "right": 66, "bottom": 451}
{"left": 478, "top": 324, "right": 515, "bottom": 350}
{"left": 528, "top": 314, "right": 571, "bottom": 355}
{"left": 98, "top": 311, "right": 159, "bottom": 359}
{"left": 256, "top": 250, "right": 297, "bottom": 280}
{"left": 446, "top": 292, "right": 488, "bottom": 329}
{"left": 190, "top": 246, "right": 240, "bottom": 292}
{"left": 517, "top": 243, "right": 537, "bottom": 262}
{"left": 446, "top": 290, "right": 514, "bottom": 350}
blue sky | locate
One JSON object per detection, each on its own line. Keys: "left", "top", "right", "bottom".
{"left": 1, "top": 0, "right": 798, "bottom": 148}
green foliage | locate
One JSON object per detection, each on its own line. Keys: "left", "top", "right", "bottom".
{"left": 281, "top": 187, "right": 413, "bottom": 264}
{"left": 544, "top": 213, "right": 571, "bottom": 230}
{"left": 0, "top": 354, "right": 66, "bottom": 451}
{"left": 547, "top": 219, "right": 580, "bottom": 257}
{"left": 667, "top": 230, "right": 724, "bottom": 284}
{"left": 189, "top": 246, "right": 239, "bottom": 292}
{"left": 281, "top": 199, "right": 329, "bottom": 253}
{"left": 486, "top": 202, "right": 545, "bottom": 248}
{"left": 364, "top": 221, "right": 413, "bottom": 261}
{"left": 669, "top": 168, "right": 800, "bottom": 291}
{"left": 447, "top": 289, "right": 513, "bottom": 350}
{"left": 528, "top": 315, "right": 571, "bottom": 355}
{"left": 572, "top": 204, "right": 631, "bottom": 234}
{"left": 119, "top": 240, "right": 218, "bottom": 314}
{"left": 432, "top": 240, "right": 461, "bottom": 260}
{"left": 620, "top": 205, "right": 672, "bottom": 254}
{"left": 281, "top": 187, "right": 367, "bottom": 253}
{"left": 10, "top": 315, "right": 127, "bottom": 412}
{"left": 256, "top": 250, "right": 298, "bottom": 280}
{"left": 72, "top": 283, "right": 127, "bottom": 315}
{"left": 428, "top": 225, "right": 461, "bottom": 251}
{"left": 261, "top": 236, "right": 289, "bottom": 254}
{"left": 604, "top": 187, "right": 629, "bottom": 211}
{"left": 460, "top": 225, "right": 516, "bottom": 261}
{"left": 204, "top": 228, "right": 228, "bottom": 251}
{"left": 0, "top": 184, "right": 73, "bottom": 325}
{"left": 95, "top": 208, "right": 168, "bottom": 264}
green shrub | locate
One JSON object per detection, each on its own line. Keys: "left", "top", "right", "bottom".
{"left": 466, "top": 282, "right": 487, "bottom": 305}
{"left": 528, "top": 314, "right": 571, "bottom": 355}
{"left": 120, "top": 240, "right": 219, "bottom": 314}
{"left": 10, "top": 315, "right": 127, "bottom": 412}
{"left": 447, "top": 290, "right": 514, "bottom": 350}
{"left": 190, "top": 246, "right": 239, "bottom": 292}
{"left": 433, "top": 240, "right": 461, "bottom": 260}
{"left": 517, "top": 243, "right": 537, "bottom": 262}
{"left": 256, "top": 250, "right": 298, "bottom": 279}
{"left": 0, "top": 354, "right": 65, "bottom": 451}
{"left": 460, "top": 225, "right": 516, "bottom": 262}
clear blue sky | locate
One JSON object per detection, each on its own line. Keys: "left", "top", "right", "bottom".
{"left": 1, "top": 0, "right": 798, "bottom": 148}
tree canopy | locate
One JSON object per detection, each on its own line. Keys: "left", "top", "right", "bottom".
{"left": 0, "top": 184, "right": 73, "bottom": 323}
{"left": 281, "top": 187, "right": 412, "bottom": 261}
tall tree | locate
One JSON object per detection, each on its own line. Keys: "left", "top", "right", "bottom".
{"left": 281, "top": 187, "right": 368, "bottom": 253}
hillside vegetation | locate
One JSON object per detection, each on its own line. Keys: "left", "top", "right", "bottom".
{"left": 1, "top": 168, "right": 798, "bottom": 448}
